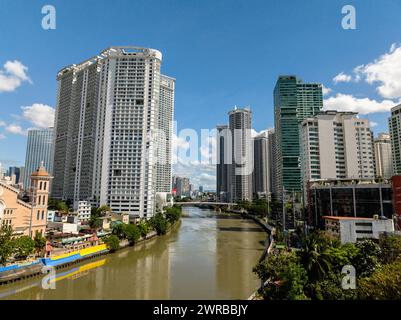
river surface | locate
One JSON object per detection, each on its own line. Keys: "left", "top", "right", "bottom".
{"left": 0, "top": 207, "right": 266, "bottom": 300}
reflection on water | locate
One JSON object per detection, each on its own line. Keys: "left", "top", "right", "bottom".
{"left": 0, "top": 207, "right": 266, "bottom": 300}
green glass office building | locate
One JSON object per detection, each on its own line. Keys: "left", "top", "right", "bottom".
{"left": 273, "top": 76, "right": 323, "bottom": 194}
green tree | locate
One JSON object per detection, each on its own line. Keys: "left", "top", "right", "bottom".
{"left": 96, "top": 205, "right": 111, "bottom": 217}
{"left": 150, "top": 213, "right": 168, "bottom": 235}
{"left": 253, "top": 251, "right": 307, "bottom": 300}
{"left": 299, "top": 232, "right": 333, "bottom": 282}
{"left": 89, "top": 214, "right": 102, "bottom": 229}
{"left": 0, "top": 225, "right": 14, "bottom": 265}
{"left": 124, "top": 224, "right": 141, "bottom": 245}
{"left": 48, "top": 198, "right": 69, "bottom": 213}
{"left": 165, "top": 206, "right": 182, "bottom": 224}
{"left": 280, "top": 262, "right": 308, "bottom": 300}
{"left": 33, "top": 232, "right": 47, "bottom": 255}
{"left": 358, "top": 258, "right": 401, "bottom": 300}
{"left": 111, "top": 222, "right": 125, "bottom": 239}
{"left": 13, "top": 236, "right": 35, "bottom": 260}
{"left": 138, "top": 223, "right": 149, "bottom": 238}
{"left": 104, "top": 235, "right": 120, "bottom": 252}
{"left": 351, "top": 240, "right": 381, "bottom": 277}
{"left": 379, "top": 233, "right": 401, "bottom": 264}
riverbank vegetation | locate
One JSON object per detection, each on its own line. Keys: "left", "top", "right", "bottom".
{"left": 0, "top": 225, "right": 47, "bottom": 265}
{"left": 253, "top": 231, "right": 401, "bottom": 300}
{"left": 106, "top": 206, "right": 182, "bottom": 252}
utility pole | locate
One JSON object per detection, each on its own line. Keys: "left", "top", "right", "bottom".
{"left": 266, "top": 191, "right": 270, "bottom": 223}
{"left": 292, "top": 190, "right": 296, "bottom": 229}
{"left": 283, "top": 187, "right": 286, "bottom": 232}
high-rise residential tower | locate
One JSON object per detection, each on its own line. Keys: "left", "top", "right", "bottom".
{"left": 267, "top": 129, "right": 276, "bottom": 195}
{"left": 253, "top": 131, "right": 270, "bottom": 198}
{"left": 156, "top": 75, "right": 175, "bottom": 193}
{"left": 389, "top": 104, "right": 401, "bottom": 175}
{"left": 52, "top": 47, "right": 174, "bottom": 218}
{"left": 216, "top": 125, "right": 231, "bottom": 202}
{"left": 374, "top": 133, "right": 393, "bottom": 179}
{"left": 22, "top": 128, "right": 54, "bottom": 190}
{"left": 300, "top": 111, "right": 375, "bottom": 195}
{"left": 228, "top": 107, "right": 253, "bottom": 202}
{"left": 273, "top": 75, "right": 323, "bottom": 195}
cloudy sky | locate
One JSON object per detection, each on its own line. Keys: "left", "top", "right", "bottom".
{"left": 1, "top": 0, "right": 401, "bottom": 190}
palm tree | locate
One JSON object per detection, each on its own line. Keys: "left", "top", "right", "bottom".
{"left": 299, "top": 233, "right": 332, "bottom": 282}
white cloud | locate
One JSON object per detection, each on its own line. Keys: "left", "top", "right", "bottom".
{"left": 0, "top": 133, "right": 5, "bottom": 140}
{"left": 324, "top": 93, "right": 396, "bottom": 115}
{"left": 333, "top": 72, "right": 352, "bottom": 84}
{"left": 21, "top": 103, "right": 55, "bottom": 128}
{"left": 172, "top": 131, "right": 217, "bottom": 190}
{"left": 0, "top": 60, "right": 32, "bottom": 92}
{"left": 0, "top": 120, "right": 5, "bottom": 127}
{"left": 369, "top": 121, "right": 378, "bottom": 128}
{"left": 5, "top": 124, "right": 27, "bottom": 136}
{"left": 354, "top": 43, "right": 401, "bottom": 99}
{"left": 322, "top": 85, "right": 332, "bottom": 96}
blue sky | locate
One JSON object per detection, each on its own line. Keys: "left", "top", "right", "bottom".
{"left": 1, "top": 0, "right": 401, "bottom": 189}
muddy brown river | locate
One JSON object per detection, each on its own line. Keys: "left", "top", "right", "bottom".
{"left": 0, "top": 206, "right": 266, "bottom": 300}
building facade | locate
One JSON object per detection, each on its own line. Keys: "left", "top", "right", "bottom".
{"left": 174, "top": 176, "right": 190, "bottom": 198}
{"left": 374, "top": 133, "right": 393, "bottom": 179}
{"left": 308, "top": 178, "right": 393, "bottom": 227}
{"left": 52, "top": 47, "right": 174, "bottom": 218}
{"left": 273, "top": 76, "right": 323, "bottom": 195}
{"left": 300, "top": 111, "right": 375, "bottom": 199}
{"left": 229, "top": 107, "right": 253, "bottom": 202}
{"left": 323, "top": 216, "right": 394, "bottom": 244}
{"left": 156, "top": 75, "right": 175, "bottom": 193}
{"left": 216, "top": 125, "right": 231, "bottom": 202}
{"left": 253, "top": 131, "right": 270, "bottom": 198}
{"left": 390, "top": 104, "right": 401, "bottom": 175}
{"left": 7, "top": 167, "right": 22, "bottom": 185}
{"left": 74, "top": 200, "right": 92, "bottom": 222}
{"left": 22, "top": 128, "right": 54, "bottom": 190}
{"left": 0, "top": 164, "right": 50, "bottom": 237}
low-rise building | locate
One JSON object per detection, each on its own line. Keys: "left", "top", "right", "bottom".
{"left": 99, "top": 212, "right": 130, "bottom": 231}
{"left": 0, "top": 164, "right": 51, "bottom": 237}
{"left": 74, "top": 201, "right": 91, "bottom": 222}
{"left": 308, "top": 178, "right": 394, "bottom": 227}
{"left": 323, "top": 216, "right": 395, "bottom": 244}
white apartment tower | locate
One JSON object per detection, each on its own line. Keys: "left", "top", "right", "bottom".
{"left": 156, "top": 75, "right": 175, "bottom": 193}
{"left": 374, "top": 133, "right": 393, "bottom": 179}
{"left": 300, "top": 111, "right": 375, "bottom": 193}
{"left": 228, "top": 107, "right": 253, "bottom": 202}
{"left": 389, "top": 104, "right": 401, "bottom": 175}
{"left": 52, "top": 47, "right": 174, "bottom": 218}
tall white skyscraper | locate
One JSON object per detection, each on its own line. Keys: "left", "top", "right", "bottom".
{"left": 156, "top": 75, "right": 175, "bottom": 193}
{"left": 52, "top": 47, "right": 174, "bottom": 218}
{"left": 374, "top": 133, "right": 393, "bottom": 179}
{"left": 389, "top": 104, "right": 401, "bottom": 175}
{"left": 300, "top": 111, "right": 375, "bottom": 196}
{"left": 22, "top": 128, "right": 54, "bottom": 190}
{"left": 228, "top": 107, "right": 253, "bottom": 202}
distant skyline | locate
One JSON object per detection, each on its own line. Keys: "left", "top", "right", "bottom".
{"left": 1, "top": 0, "right": 401, "bottom": 189}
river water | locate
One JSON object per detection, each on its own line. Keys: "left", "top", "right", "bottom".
{"left": 0, "top": 206, "right": 266, "bottom": 300}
